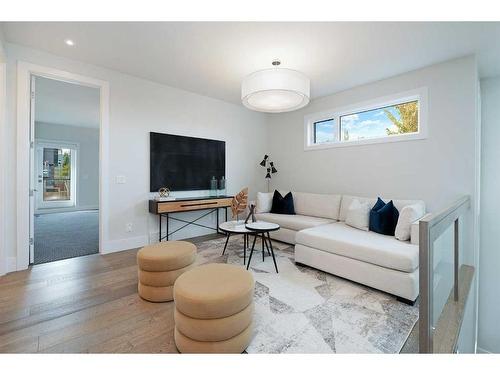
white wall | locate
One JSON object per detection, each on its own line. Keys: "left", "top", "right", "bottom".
{"left": 35, "top": 121, "right": 100, "bottom": 210}
{"left": 266, "top": 56, "right": 480, "bottom": 352}
{"left": 0, "top": 27, "right": 7, "bottom": 275}
{"left": 478, "top": 76, "right": 500, "bottom": 353}
{"left": 4, "top": 43, "right": 268, "bottom": 262}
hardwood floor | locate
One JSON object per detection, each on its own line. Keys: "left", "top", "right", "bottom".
{"left": 0, "top": 234, "right": 220, "bottom": 353}
{"left": 1, "top": 232, "right": 423, "bottom": 353}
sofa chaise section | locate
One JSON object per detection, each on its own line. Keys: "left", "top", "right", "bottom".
{"left": 295, "top": 222, "right": 419, "bottom": 301}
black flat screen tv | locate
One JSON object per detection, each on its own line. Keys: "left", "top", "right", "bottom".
{"left": 150, "top": 132, "right": 226, "bottom": 192}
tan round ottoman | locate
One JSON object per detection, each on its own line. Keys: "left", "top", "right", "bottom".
{"left": 137, "top": 241, "right": 196, "bottom": 302}
{"left": 173, "top": 263, "right": 255, "bottom": 353}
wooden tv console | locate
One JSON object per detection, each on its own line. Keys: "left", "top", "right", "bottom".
{"left": 149, "top": 195, "right": 233, "bottom": 241}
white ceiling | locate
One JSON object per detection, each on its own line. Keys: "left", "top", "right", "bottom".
{"left": 35, "top": 76, "right": 100, "bottom": 128}
{"left": 3, "top": 22, "right": 500, "bottom": 104}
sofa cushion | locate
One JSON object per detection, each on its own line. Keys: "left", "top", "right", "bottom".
{"left": 395, "top": 203, "right": 425, "bottom": 241}
{"left": 270, "top": 190, "right": 296, "bottom": 215}
{"left": 345, "top": 199, "right": 370, "bottom": 231}
{"left": 256, "top": 192, "right": 273, "bottom": 213}
{"left": 295, "top": 222, "right": 418, "bottom": 272}
{"left": 254, "top": 213, "right": 334, "bottom": 232}
{"left": 369, "top": 198, "right": 399, "bottom": 236}
{"left": 340, "top": 195, "right": 425, "bottom": 222}
{"left": 292, "top": 192, "right": 342, "bottom": 220}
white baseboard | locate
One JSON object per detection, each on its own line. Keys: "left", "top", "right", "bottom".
{"left": 102, "top": 235, "right": 149, "bottom": 254}
{"left": 476, "top": 346, "right": 493, "bottom": 354}
{"left": 7, "top": 257, "right": 17, "bottom": 273}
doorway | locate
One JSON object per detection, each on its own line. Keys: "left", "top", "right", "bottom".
{"left": 31, "top": 75, "right": 100, "bottom": 264}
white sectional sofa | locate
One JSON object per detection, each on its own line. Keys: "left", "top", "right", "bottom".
{"left": 254, "top": 192, "right": 426, "bottom": 303}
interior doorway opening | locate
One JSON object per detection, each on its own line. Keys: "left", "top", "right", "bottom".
{"left": 30, "top": 75, "right": 100, "bottom": 265}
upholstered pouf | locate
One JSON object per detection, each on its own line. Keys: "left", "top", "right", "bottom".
{"left": 173, "top": 263, "right": 254, "bottom": 353}
{"left": 137, "top": 241, "right": 196, "bottom": 302}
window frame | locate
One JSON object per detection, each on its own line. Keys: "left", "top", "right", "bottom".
{"left": 304, "top": 87, "right": 428, "bottom": 151}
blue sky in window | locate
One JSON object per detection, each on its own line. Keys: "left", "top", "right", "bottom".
{"left": 314, "top": 119, "right": 336, "bottom": 143}
{"left": 341, "top": 106, "right": 400, "bottom": 140}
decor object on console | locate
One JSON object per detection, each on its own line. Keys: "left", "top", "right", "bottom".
{"left": 173, "top": 263, "right": 255, "bottom": 353}
{"left": 210, "top": 176, "right": 218, "bottom": 196}
{"left": 241, "top": 60, "right": 310, "bottom": 113}
{"left": 218, "top": 176, "right": 226, "bottom": 196}
{"left": 258, "top": 154, "right": 278, "bottom": 192}
{"left": 231, "top": 187, "right": 248, "bottom": 221}
{"left": 155, "top": 187, "right": 175, "bottom": 202}
{"left": 137, "top": 241, "right": 197, "bottom": 302}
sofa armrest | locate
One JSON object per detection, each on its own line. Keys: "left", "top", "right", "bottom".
{"left": 410, "top": 213, "right": 433, "bottom": 245}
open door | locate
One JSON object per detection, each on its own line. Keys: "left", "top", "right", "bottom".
{"left": 29, "top": 75, "right": 35, "bottom": 264}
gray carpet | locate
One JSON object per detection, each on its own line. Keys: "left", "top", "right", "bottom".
{"left": 34, "top": 210, "right": 99, "bottom": 264}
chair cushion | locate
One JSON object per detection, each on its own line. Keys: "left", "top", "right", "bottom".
{"left": 292, "top": 192, "right": 342, "bottom": 220}
{"left": 174, "top": 263, "right": 254, "bottom": 319}
{"left": 174, "top": 302, "right": 253, "bottom": 342}
{"left": 137, "top": 241, "right": 196, "bottom": 271}
{"left": 138, "top": 263, "right": 194, "bottom": 287}
{"left": 138, "top": 282, "right": 173, "bottom": 302}
{"left": 254, "top": 213, "right": 334, "bottom": 232}
{"left": 174, "top": 323, "right": 253, "bottom": 353}
{"left": 295, "top": 222, "right": 418, "bottom": 272}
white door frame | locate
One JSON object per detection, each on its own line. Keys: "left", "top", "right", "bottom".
{"left": 17, "top": 61, "right": 109, "bottom": 270}
{"left": 35, "top": 140, "right": 79, "bottom": 211}
{"left": 0, "top": 61, "right": 6, "bottom": 275}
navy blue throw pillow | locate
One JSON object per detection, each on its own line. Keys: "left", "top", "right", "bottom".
{"left": 369, "top": 198, "right": 399, "bottom": 236}
{"left": 270, "top": 190, "right": 296, "bottom": 215}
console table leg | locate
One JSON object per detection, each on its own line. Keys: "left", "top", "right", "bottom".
{"left": 216, "top": 208, "right": 219, "bottom": 234}
{"left": 159, "top": 215, "right": 162, "bottom": 242}
{"left": 166, "top": 213, "right": 169, "bottom": 241}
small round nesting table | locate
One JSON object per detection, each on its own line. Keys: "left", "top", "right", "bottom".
{"left": 218, "top": 220, "right": 256, "bottom": 265}
{"left": 245, "top": 221, "right": 280, "bottom": 273}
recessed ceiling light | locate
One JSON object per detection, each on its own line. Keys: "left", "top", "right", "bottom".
{"left": 65, "top": 39, "right": 75, "bottom": 46}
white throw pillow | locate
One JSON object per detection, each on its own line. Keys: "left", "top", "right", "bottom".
{"left": 256, "top": 192, "right": 273, "bottom": 213}
{"left": 395, "top": 204, "right": 424, "bottom": 241}
{"left": 345, "top": 199, "right": 370, "bottom": 231}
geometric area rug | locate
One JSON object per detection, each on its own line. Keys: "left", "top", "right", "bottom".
{"left": 194, "top": 235, "right": 419, "bottom": 354}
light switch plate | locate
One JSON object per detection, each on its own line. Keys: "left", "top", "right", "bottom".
{"left": 116, "top": 175, "right": 126, "bottom": 184}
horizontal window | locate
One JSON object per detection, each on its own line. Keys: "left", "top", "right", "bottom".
{"left": 313, "top": 118, "right": 336, "bottom": 144}
{"left": 305, "top": 89, "right": 427, "bottom": 150}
